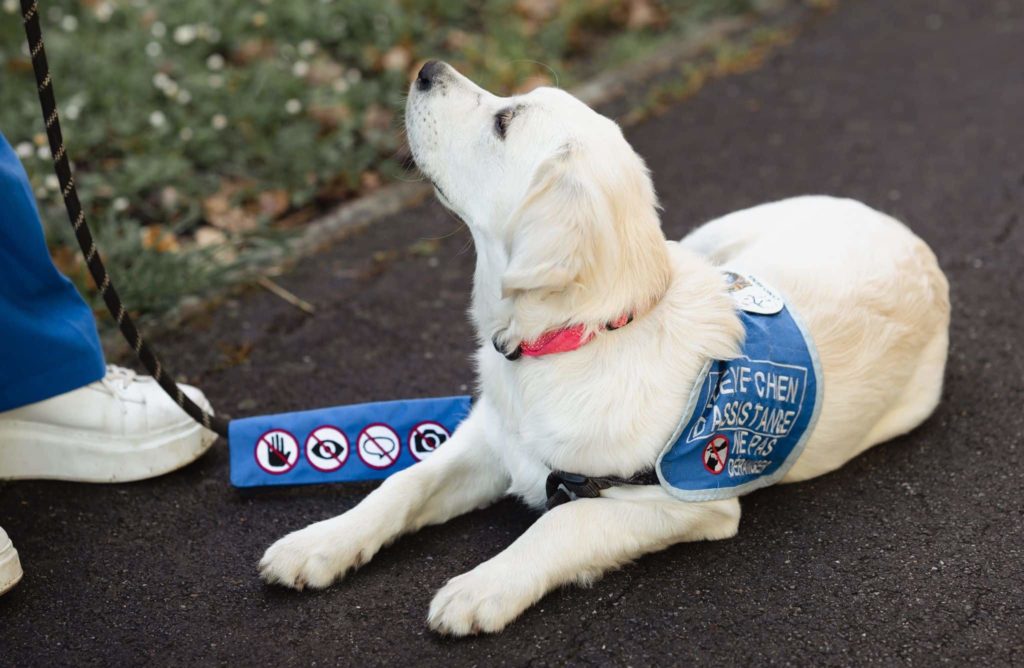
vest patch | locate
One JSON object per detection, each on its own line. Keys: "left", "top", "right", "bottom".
{"left": 655, "top": 272, "right": 823, "bottom": 501}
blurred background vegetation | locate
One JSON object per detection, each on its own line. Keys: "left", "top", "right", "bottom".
{"left": 1, "top": 0, "right": 753, "bottom": 315}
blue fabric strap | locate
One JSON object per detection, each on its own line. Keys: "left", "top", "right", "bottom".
{"left": 229, "top": 395, "right": 472, "bottom": 487}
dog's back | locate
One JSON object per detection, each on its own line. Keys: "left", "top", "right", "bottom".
{"left": 683, "top": 195, "right": 950, "bottom": 481}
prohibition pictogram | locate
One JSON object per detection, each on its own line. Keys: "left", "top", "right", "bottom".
{"left": 407, "top": 421, "right": 450, "bottom": 461}
{"left": 305, "top": 425, "right": 350, "bottom": 472}
{"left": 357, "top": 423, "right": 401, "bottom": 470}
{"left": 702, "top": 434, "right": 730, "bottom": 475}
{"left": 254, "top": 429, "right": 299, "bottom": 475}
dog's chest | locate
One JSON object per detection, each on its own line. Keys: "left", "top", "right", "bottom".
{"left": 478, "top": 344, "right": 696, "bottom": 506}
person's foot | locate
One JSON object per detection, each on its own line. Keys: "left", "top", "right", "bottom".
{"left": 0, "top": 365, "right": 217, "bottom": 482}
{"left": 0, "top": 527, "right": 22, "bottom": 596}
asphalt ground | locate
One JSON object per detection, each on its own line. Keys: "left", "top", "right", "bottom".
{"left": 2, "top": 0, "right": 1023, "bottom": 664}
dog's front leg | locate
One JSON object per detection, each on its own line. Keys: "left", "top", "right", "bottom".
{"left": 260, "top": 400, "right": 509, "bottom": 589}
{"left": 427, "top": 491, "right": 740, "bottom": 635}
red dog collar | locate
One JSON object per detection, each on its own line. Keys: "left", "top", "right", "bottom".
{"left": 493, "top": 313, "right": 634, "bottom": 361}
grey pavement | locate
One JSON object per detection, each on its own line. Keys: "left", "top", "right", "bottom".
{"left": 2, "top": 0, "right": 1023, "bottom": 664}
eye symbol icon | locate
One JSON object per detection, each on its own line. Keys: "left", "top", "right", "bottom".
{"left": 304, "top": 426, "right": 349, "bottom": 472}
{"left": 311, "top": 440, "right": 342, "bottom": 459}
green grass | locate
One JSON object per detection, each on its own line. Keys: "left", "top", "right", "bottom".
{"left": 0, "top": 0, "right": 752, "bottom": 316}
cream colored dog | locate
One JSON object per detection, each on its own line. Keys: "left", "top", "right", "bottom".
{"left": 259, "top": 61, "right": 950, "bottom": 635}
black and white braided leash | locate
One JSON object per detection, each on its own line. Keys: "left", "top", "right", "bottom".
{"left": 20, "top": 0, "right": 229, "bottom": 438}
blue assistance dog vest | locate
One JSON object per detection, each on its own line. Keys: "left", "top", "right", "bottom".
{"left": 654, "top": 271, "right": 823, "bottom": 501}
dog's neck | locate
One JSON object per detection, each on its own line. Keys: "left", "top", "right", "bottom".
{"left": 466, "top": 212, "right": 673, "bottom": 352}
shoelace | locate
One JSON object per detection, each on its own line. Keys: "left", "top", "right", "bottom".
{"left": 99, "top": 364, "right": 138, "bottom": 395}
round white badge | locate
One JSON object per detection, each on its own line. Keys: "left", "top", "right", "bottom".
{"left": 357, "top": 423, "right": 401, "bottom": 470}
{"left": 407, "top": 421, "right": 450, "bottom": 461}
{"left": 254, "top": 429, "right": 299, "bottom": 475}
{"left": 305, "top": 426, "right": 350, "bottom": 472}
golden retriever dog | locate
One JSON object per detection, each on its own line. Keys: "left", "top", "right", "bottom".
{"left": 259, "top": 61, "right": 950, "bottom": 635}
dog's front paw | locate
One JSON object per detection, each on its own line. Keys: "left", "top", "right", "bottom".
{"left": 427, "top": 562, "right": 541, "bottom": 635}
{"left": 259, "top": 518, "right": 374, "bottom": 590}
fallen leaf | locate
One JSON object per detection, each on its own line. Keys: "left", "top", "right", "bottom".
{"left": 140, "top": 225, "right": 181, "bottom": 253}
{"left": 194, "top": 226, "right": 227, "bottom": 248}
{"left": 309, "top": 103, "right": 352, "bottom": 132}
{"left": 360, "top": 171, "right": 382, "bottom": 193}
{"left": 362, "top": 104, "right": 394, "bottom": 134}
{"left": 407, "top": 239, "right": 441, "bottom": 257}
{"left": 514, "top": 73, "right": 553, "bottom": 94}
{"left": 257, "top": 189, "right": 290, "bottom": 218}
{"left": 308, "top": 58, "right": 344, "bottom": 86}
{"left": 625, "top": 0, "right": 667, "bottom": 29}
{"left": 514, "top": 0, "right": 563, "bottom": 21}
{"left": 203, "top": 181, "right": 259, "bottom": 233}
{"left": 381, "top": 45, "right": 412, "bottom": 72}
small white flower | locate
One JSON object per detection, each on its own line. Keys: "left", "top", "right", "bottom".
{"left": 331, "top": 78, "right": 349, "bottom": 93}
{"left": 66, "top": 104, "right": 81, "bottom": 120}
{"left": 179, "top": 127, "right": 194, "bottom": 141}
{"left": 45, "top": 175, "right": 59, "bottom": 190}
{"left": 211, "top": 114, "right": 228, "bottom": 130}
{"left": 60, "top": 15, "right": 78, "bottom": 32}
{"left": 206, "top": 53, "right": 225, "bottom": 70}
{"left": 35, "top": 187, "right": 47, "bottom": 199}
{"left": 145, "top": 41, "right": 162, "bottom": 58}
{"left": 112, "top": 197, "right": 129, "bottom": 212}
{"left": 285, "top": 98, "right": 302, "bottom": 114}
{"left": 173, "top": 25, "right": 197, "bottom": 45}
{"left": 15, "top": 142, "right": 33, "bottom": 159}
{"left": 176, "top": 89, "right": 192, "bottom": 104}
{"left": 292, "top": 61, "right": 309, "bottom": 77}
{"left": 151, "top": 21, "right": 166, "bottom": 38}
{"left": 3, "top": 0, "right": 18, "bottom": 15}
{"left": 149, "top": 111, "right": 167, "bottom": 128}
{"left": 207, "top": 74, "right": 224, "bottom": 88}
{"left": 95, "top": 2, "right": 114, "bottom": 22}
{"left": 36, "top": 146, "right": 49, "bottom": 160}
{"left": 298, "top": 40, "right": 317, "bottom": 57}
{"left": 162, "top": 81, "right": 180, "bottom": 97}
{"left": 152, "top": 72, "right": 170, "bottom": 90}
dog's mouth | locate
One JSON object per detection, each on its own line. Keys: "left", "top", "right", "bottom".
{"left": 430, "top": 179, "right": 452, "bottom": 206}
{"left": 402, "top": 145, "right": 446, "bottom": 203}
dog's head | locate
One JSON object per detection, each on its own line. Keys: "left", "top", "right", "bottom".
{"left": 405, "top": 61, "right": 670, "bottom": 345}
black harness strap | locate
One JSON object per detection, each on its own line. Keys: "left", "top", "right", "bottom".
{"left": 545, "top": 469, "right": 660, "bottom": 510}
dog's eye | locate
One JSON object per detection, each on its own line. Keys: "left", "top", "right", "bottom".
{"left": 494, "top": 109, "right": 514, "bottom": 139}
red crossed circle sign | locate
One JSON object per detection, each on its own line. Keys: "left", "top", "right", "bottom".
{"left": 702, "top": 434, "right": 730, "bottom": 475}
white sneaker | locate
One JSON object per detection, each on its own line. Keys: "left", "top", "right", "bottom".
{"left": 0, "top": 365, "right": 217, "bottom": 482}
{"left": 0, "top": 526, "right": 23, "bottom": 595}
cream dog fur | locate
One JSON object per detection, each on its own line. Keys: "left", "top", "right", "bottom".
{"left": 259, "top": 61, "right": 950, "bottom": 635}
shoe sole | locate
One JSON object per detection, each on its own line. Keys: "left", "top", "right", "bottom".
{"left": 0, "top": 419, "right": 218, "bottom": 483}
{"left": 0, "top": 538, "right": 23, "bottom": 596}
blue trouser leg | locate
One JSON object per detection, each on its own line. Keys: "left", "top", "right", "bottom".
{"left": 0, "top": 131, "right": 106, "bottom": 412}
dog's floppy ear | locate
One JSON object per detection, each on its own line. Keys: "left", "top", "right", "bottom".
{"left": 501, "top": 148, "right": 598, "bottom": 298}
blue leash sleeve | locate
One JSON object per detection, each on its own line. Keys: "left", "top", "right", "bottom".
{"left": 228, "top": 395, "right": 472, "bottom": 487}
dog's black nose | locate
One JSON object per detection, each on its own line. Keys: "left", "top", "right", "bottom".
{"left": 416, "top": 60, "right": 443, "bottom": 92}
